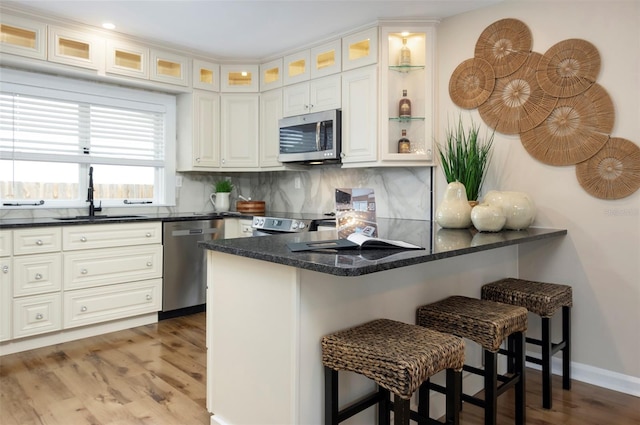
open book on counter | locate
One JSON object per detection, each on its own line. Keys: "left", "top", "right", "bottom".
{"left": 287, "top": 233, "right": 423, "bottom": 252}
{"left": 346, "top": 233, "right": 423, "bottom": 249}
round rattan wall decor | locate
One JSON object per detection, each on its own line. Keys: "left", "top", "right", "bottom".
{"left": 576, "top": 137, "right": 640, "bottom": 199}
{"left": 520, "top": 83, "right": 614, "bottom": 165}
{"left": 449, "top": 57, "right": 496, "bottom": 109}
{"left": 474, "top": 18, "right": 532, "bottom": 78}
{"left": 537, "top": 38, "right": 601, "bottom": 98}
{"left": 478, "top": 52, "right": 558, "bottom": 134}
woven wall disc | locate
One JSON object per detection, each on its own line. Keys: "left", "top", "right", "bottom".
{"left": 537, "top": 38, "right": 601, "bottom": 98}
{"left": 474, "top": 18, "right": 532, "bottom": 78}
{"left": 478, "top": 52, "right": 558, "bottom": 134}
{"left": 449, "top": 57, "right": 496, "bottom": 109}
{"left": 576, "top": 137, "right": 640, "bottom": 199}
{"left": 520, "top": 83, "right": 615, "bottom": 165}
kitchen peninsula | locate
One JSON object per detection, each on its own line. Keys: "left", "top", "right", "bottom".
{"left": 201, "top": 219, "right": 566, "bottom": 425}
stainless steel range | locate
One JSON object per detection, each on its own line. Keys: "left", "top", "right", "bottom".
{"left": 251, "top": 213, "right": 335, "bottom": 235}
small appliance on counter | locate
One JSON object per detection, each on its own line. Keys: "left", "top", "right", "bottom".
{"left": 251, "top": 212, "right": 335, "bottom": 236}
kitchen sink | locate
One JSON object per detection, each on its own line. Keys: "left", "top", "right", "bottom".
{"left": 55, "top": 215, "right": 146, "bottom": 221}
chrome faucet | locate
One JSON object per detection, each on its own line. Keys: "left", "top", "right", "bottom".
{"left": 87, "top": 166, "right": 102, "bottom": 217}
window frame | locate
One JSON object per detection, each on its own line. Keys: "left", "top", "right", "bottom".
{"left": 0, "top": 68, "right": 176, "bottom": 209}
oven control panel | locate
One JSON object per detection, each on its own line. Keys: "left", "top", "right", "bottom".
{"left": 252, "top": 216, "right": 311, "bottom": 232}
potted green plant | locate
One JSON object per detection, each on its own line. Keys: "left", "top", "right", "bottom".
{"left": 214, "top": 179, "right": 234, "bottom": 193}
{"left": 211, "top": 179, "right": 233, "bottom": 212}
{"left": 437, "top": 115, "right": 494, "bottom": 203}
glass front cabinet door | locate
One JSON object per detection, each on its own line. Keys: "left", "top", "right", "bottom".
{"left": 341, "top": 26, "right": 378, "bottom": 72}
{"left": 0, "top": 14, "right": 47, "bottom": 60}
{"left": 379, "top": 23, "right": 436, "bottom": 165}
{"left": 193, "top": 59, "right": 220, "bottom": 91}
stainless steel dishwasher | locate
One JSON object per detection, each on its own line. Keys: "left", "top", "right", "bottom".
{"left": 161, "top": 219, "right": 224, "bottom": 318}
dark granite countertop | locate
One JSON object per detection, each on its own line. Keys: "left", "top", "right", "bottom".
{"left": 0, "top": 211, "right": 253, "bottom": 228}
{"left": 199, "top": 218, "right": 567, "bottom": 277}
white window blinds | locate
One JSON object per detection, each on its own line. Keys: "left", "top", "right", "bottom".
{"left": 0, "top": 88, "right": 165, "bottom": 167}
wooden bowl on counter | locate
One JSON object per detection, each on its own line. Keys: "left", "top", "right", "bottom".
{"left": 236, "top": 200, "right": 266, "bottom": 214}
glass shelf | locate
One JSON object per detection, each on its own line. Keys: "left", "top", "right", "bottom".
{"left": 389, "top": 65, "right": 425, "bottom": 73}
{"left": 389, "top": 117, "right": 425, "bottom": 122}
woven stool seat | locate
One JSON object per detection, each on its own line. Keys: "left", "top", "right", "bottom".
{"left": 322, "top": 318, "right": 465, "bottom": 399}
{"left": 416, "top": 295, "right": 528, "bottom": 352}
{"left": 481, "top": 277, "right": 572, "bottom": 317}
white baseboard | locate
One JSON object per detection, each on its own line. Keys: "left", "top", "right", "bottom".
{"left": 526, "top": 353, "right": 640, "bottom": 397}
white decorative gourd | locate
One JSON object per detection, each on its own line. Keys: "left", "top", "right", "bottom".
{"left": 471, "top": 203, "right": 506, "bottom": 232}
{"left": 483, "top": 190, "right": 536, "bottom": 230}
{"left": 435, "top": 182, "right": 472, "bottom": 229}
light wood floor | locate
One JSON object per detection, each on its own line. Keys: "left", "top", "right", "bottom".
{"left": 1, "top": 312, "right": 639, "bottom": 425}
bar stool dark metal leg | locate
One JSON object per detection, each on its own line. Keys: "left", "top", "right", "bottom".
{"left": 325, "top": 367, "right": 339, "bottom": 425}
{"left": 542, "top": 317, "right": 552, "bottom": 409}
{"left": 515, "top": 331, "right": 526, "bottom": 425}
{"left": 393, "top": 395, "right": 410, "bottom": 425}
{"left": 484, "top": 350, "right": 498, "bottom": 425}
{"left": 562, "top": 306, "right": 572, "bottom": 390}
{"left": 379, "top": 387, "right": 390, "bottom": 425}
{"left": 446, "top": 369, "right": 462, "bottom": 425}
{"left": 418, "top": 379, "right": 430, "bottom": 425}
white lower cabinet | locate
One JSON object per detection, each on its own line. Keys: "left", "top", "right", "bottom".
{"left": 63, "top": 245, "right": 162, "bottom": 290}
{"left": 0, "top": 258, "right": 11, "bottom": 342}
{"left": 224, "top": 218, "right": 254, "bottom": 238}
{"left": 1, "top": 222, "right": 163, "bottom": 347}
{"left": 64, "top": 278, "right": 161, "bottom": 329}
{"left": 13, "top": 293, "right": 62, "bottom": 339}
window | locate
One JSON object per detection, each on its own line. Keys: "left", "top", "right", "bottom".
{"left": 0, "top": 68, "right": 176, "bottom": 208}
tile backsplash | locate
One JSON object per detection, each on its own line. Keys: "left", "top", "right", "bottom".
{"left": 1, "top": 166, "right": 433, "bottom": 221}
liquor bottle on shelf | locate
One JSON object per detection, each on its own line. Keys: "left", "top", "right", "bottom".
{"left": 399, "top": 37, "right": 411, "bottom": 66}
{"left": 398, "top": 89, "right": 412, "bottom": 118}
{"left": 398, "top": 129, "right": 411, "bottom": 153}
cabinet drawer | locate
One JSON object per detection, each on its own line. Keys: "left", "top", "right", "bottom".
{"left": 64, "top": 278, "right": 161, "bottom": 329}
{"left": 64, "top": 245, "right": 162, "bottom": 290}
{"left": 0, "top": 230, "right": 11, "bottom": 257}
{"left": 13, "top": 293, "right": 62, "bottom": 338}
{"left": 13, "top": 227, "right": 61, "bottom": 255}
{"left": 63, "top": 222, "right": 161, "bottom": 250}
{"left": 13, "top": 253, "right": 62, "bottom": 297}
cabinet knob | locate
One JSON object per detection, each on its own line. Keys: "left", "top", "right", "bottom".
{"left": 2, "top": 265, "right": 8, "bottom": 274}
{"left": 80, "top": 236, "right": 87, "bottom": 242}
{"left": 195, "top": 157, "right": 201, "bottom": 162}
{"left": 35, "top": 273, "right": 43, "bottom": 280}
{"left": 35, "top": 313, "right": 43, "bottom": 320}
{"left": 81, "top": 306, "right": 87, "bottom": 312}
{"left": 304, "top": 104, "right": 309, "bottom": 109}
{"left": 146, "top": 294, "right": 152, "bottom": 301}
{"left": 309, "top": 104, "right": 314, "bottom": 109}
{"left": 146, "top": 232, "right": 152, "bottom": 238}
{"left": 81, "top": 268, "right": 88, "bottom": 275}
{"left": 36, "top": 239, "right": 43, "bottom": 246}
{"left": 146, "top": 262, "right": 152, "bottom": 267}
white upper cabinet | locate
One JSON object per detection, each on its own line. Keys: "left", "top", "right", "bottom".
{"left": 48, "top": 25, "right": 104, "bottom": 70}
{"left": 310, "top": 39, "right": 341, "bottom": 79}
{"left": 260, "top": 58, "right": 283, "bottom": 91}
{"left": 259, "top": 89, "right": 285, "bottom": 169}
{"left": 342, "top": 26, "right": 378, "bottom": 71}
{"left": 220, "top": 94, "right": 260, "bottom": 168}
{"left": 106, "top": 39, "right": 149, "bottom": 79}
{"left": 341, "top": 65, "right": 378, "bottom": 165}
{"left": 221, "top": 64, "right": 259, "bottom": 92}
{"left": 0, "top": 14, "right": 47, "bottom": 60}
{"left": 283, "top": 49, "right": 310, "bottom": 86}
{"left": 283, "top": 74, "right": 341, "bottom": 117}
{"left": 193, "top": 60, "right": 220, "bottom": 91}
{"left": 150, "top": 49, "right": 190, "bottom": 86}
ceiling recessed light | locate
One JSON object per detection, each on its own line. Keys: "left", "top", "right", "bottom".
{"left": 102, "top": 22, "right": 115, "bottom": 30}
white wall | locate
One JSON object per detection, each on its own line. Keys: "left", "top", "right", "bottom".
{"left": 437, "top": 0, "right": 640, "bottom": 390}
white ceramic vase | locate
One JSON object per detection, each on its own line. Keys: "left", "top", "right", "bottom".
{"left": 483, "top": 190, "right": 536, "bottom": 230}
{"left": 210, "top": 192, "right": 231, "bottom": 212}
{"left": 471, "top": 203, "right": 506, "bottom": 232}
{"left": 435, "top": 182, "right": 472, "bottom": 229}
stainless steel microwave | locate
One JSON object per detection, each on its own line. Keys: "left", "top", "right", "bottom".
{"left": 278, "top": 109, "right": 341, "bottom": 164}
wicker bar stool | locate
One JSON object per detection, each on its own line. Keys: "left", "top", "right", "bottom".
{"left": 416, "top": 296, "right": 528, "bottom": 425}
{"left": 481, "top": 277, "right": 572, "bottom": 409}
{"left": 322, "top": 318, "right": 465, "bottom": 425}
